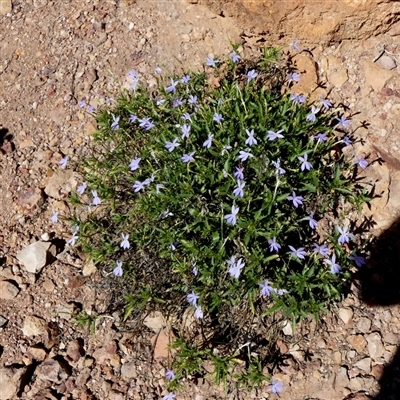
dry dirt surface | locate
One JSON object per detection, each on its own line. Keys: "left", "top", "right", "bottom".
{"left": 1, "top": 1, "right": 400, "bottom": 400}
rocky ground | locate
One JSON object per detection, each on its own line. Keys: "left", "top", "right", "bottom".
{"left": 1, "top": 1, "right": 400, "bottom": 399}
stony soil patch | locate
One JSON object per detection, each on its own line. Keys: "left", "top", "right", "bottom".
{"left": 1, "top": 1, "right": 400, "bottom": 400}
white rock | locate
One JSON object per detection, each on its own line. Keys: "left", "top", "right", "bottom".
{"left": 120, "top": 362, "right": 136, "bottom": 380}
{"left": 0, "top": 281, "right": 20, "bottom": 300}
{"left": 348, "top": 376, "right": 364, "bottom": 391}
{"left": 334, "top": 366, "right": 350, "bottom": 389}
{"left": 21, "top": 315, "right": 47, "bottom": 337}
{"left": 366, "top": 332, "right": 384, "bottom": 360}
{"left": 379, "top": 55, "right": 396, "bottom": 70}
{"left": 0, "top": 0, "right": 12, "bottom": 16}
{"left": 143, "top": 311, "right": 165, "bottom": 332}
{"left": 16, "top": 241, "right": 56, "bottom": 273}
{"left": 82, "top": 260, "right": 97, "bottom": 276}
{"left": 0, "top": 367, "right": 26, "bottom": 400}
{"left": 44, "top": 170, "right": 78, "bottom": 200}
{"left": 338, "top": 307, "right": 353, "bottom": 325}
{"left": 356, "top": 317, "right": 371, "bottom": 333}
{"left": 282, "top": 320, "right": 293, "bottom": 336}
{"left": 354, "top": 357, "right": 371, "bottom": 373}
{"left": 40, "top": 232, "right": 51, "bottom": 241}
{"left": 0, "top": 315, "right": 8, "bottom": 327}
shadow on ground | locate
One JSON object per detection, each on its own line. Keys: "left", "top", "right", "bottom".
{"left": 359, "top": 218, "right": 400, "bottom": 399}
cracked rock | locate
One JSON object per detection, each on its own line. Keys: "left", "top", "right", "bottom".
{"left": 16, "top": 241, "right": 56, "bottom": 274}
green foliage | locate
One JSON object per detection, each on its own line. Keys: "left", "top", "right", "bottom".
{"left": 72, "top": 311, "right": 99, "bottom": 335}
{"left": 67, "top": 46, "right": 370, "bottom": 391}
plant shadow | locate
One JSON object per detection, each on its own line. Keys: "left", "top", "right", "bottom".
{"left": 359, "top": 218, "right": 400, "bottom": 399}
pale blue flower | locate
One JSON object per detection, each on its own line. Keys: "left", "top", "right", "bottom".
{"left": 275, "top": 288, "right": 288, "bottom": 295}
{"left": 181, "top": 152, "right": 195, "bottom": 163}
{"left": 165, "top": 370, "right": 175, "bottom": 380}
{"left": 290, "top": 93, "right": 306, "bottom": 104}
{"left": 194, "top": 306, "right": 203, "bottom": 319}
{"left": 290, "top": 39, "right": 300, "bottom": 52}
{"left": 138, "top": 117, "right": 154, "bottom": 130}
{"left": 130, "top": 78, "right": 139, "bottom": 90}
{"left": 271, "top": 159, "right": 285, "bottom": 175}
{"left": 313, "top": 133, "right": 328, "bottom": 143}
{"left": 229, "top": 51, "right": 241, "bottom": 63}
{"left": 181, "top": 124, "right": 191, "bottom": 139}
{"left": 226, "top": 256, "right": 236, "bottom": 266}
{"left": 287, "top": 191, "right": 304, "bottom": 208}
{"left": 268, "top": 237, "right": 281, "bottom": 252}
{"left": 203, "top": 134, "right": 214, "bottom": 149}
{"left": 270, "top": 380, "right": 284, "bottom": 394}
{"left": 259, "top": 279, "right": 274, "bottom": 297}
{"left": 181, "top": 75, "right": 191, "bottom": 83}
{"left": 287, "top": 72, "right": 301, "bottom": 82}
{"left": 247, "top": 69, "right": 258, "bottom": 82}
{"left": 229, "top": 258, "right": 245, "bottom": 279}
{"left": 59, "top": 156, "right": 69, "bottom": 168}
{"left": 133, "top": 181, "right": 146, "bottom": 192}
{"left": 111, "top": 114, "right": 120, "bottom": 130}
{"left": 166, "top": 78, "right": 179, "bottom": 93}
{"left": 162, "top": 393, "right": 176, "bottom": 400}
{"left": 143, "top": 175, "right": 155, "bottom": 186}
{"left": 305, "top": 213, "right": 318, "bottom": 229}
{"left": 50, "top": 210, "right": 58, "bottom": 224}
{"left": 337, "top": 116, "right": 351, "bottom": 129}
{"left": 348, "top": 252, "right": 366, "bottom": 268}
{"left": 213, "top": 113, "right": 223, "bottom": 123}
{"left": 187, "top": 291, "right": 199, "bottom": 306}
{"left": 128, "top": 70, "right": 138, "bottom": 80}
{"left": 306, "top": 106, "right": 320, "bottom": 122}
{"left": 267, "top": 129, "right": 284, "bottom": 141}
{"left": 343, "top": 136, "right": 352, "bottom": 146}
{"left": 289, "top": 246, "right": 307, "bottom": 260}
{"left": 188, "top": 95, "right": 198, "bottom": 105}
{"left": 221, "top": 144, "right": 232, "bottom": 155}
{"left": 67, "top": 232, "right": 79, "bottom": 247}
{"left": 156, "top": 98, "right": 166, "bottom": 106}
{"left": 165, "top": 138, "right": 180, "bottom": 152}
{"left": 324, "top": 254, "right": 341, "bottom": 274}
{"left": 224, "top": 205, "right": 239, "bottom": 226}
{"left": 206, "top": 56, "right": 218, "bottom": 67}
{"left": 233, "top": 180, "right": 246, "bottom": 198}
{"left": 238, "top": 150, "right": 253, "bottom": 162}
{"left": 245, "top": 129, "right": 257, "bottom": 146}
{"left": 120, "top": 233, "right": 130, "bottom": 250}
{"left": 78, "top": 99, "right": 87, "bottom": 108}
{"left": 129, "top": 114, "right": 137, "bottom": 123}
{"left": 298, "top": 153, "right": 312, "bottom": 171}
{"left": 320, "top": 98, "right": 332, "bottom": 110}
{"left": 91, "top": 190, "right": 101, "bottom": 206}
{"left": 113, "top": 261, "right": 123, "bottom": 277}
{"left": 87, "top": 105, "right": 95, "bottom": 114}
{"left": 169, "top": 243, "right": 177, "bottom": 251}
{"left": 354, "top": 155, "right": 368, "bottom": 169}
{"left": 129, "top": 157, "right": 141, "bottom": 171}
{"left": 313, "top": 243, "right": 330, "bottom": 257}
{"left": 337, "top": 225, "right": 354, "bottom": 244}
{"left": 173, "top": 97, "right": 184, "bottom": 108}
{"left": 234, "top": 167, "right": 244, "bottom": 180}
{"left": 154, "top": 66, "right": 162, "bottom": 74}
{"left": 192, "top": 265, "right": 198, "bottom": 276}
{"left": 181, "top": 113, "right": 192, "bottom": 122}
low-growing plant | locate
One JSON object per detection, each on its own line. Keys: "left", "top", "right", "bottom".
{"left": 66, "top": 46, "right": 371, "bottom": 393}
{"left": 72, "top": 311, "right": 99, "bottom": 335}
